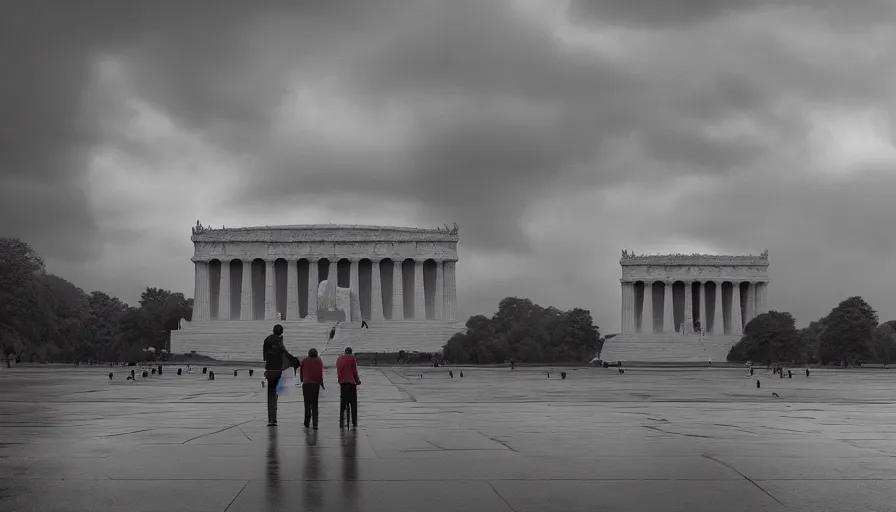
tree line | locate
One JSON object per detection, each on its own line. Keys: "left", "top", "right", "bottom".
{"left": 1, "top": 238, "right": 192, "bottom": 364}
{"left": 727, "top": 296, "right": 896, "bottom": 365}
{"left": 442, "top": 297, "right": 603, "bottom": 364}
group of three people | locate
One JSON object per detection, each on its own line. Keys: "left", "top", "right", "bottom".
{"left": 262, "top": 324, "right": 362, "bottom": 429}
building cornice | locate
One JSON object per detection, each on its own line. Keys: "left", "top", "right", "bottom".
{"left": 191, "top": 222, "right": 460, "bottom": 243}
{"left": 619, "top": 250, "right": 769, "bottom": 267}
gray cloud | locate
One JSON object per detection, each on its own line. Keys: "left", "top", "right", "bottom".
{"left": 567, "top": 0, "right": 895, "bottom": 28}
{"left": 3, "top": 0, "right": 896, "bottom": 329}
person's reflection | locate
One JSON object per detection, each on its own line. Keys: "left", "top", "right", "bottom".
{"left": 304, "top": 428, "right": 323, "bottom": 509}
{"left": 265, "top": 428, "right": 280, "bottom": 510}
{"left": 341, "top": 428, "right": 359, "bottom": 511}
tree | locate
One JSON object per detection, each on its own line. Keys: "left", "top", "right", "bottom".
{"left": 727, "top": 311, "right": 799, "bottom": 363}
{"left": 819, "top": 296, "right": 877, "bottom": 364}
{"left": 85, "top": 292, "right": 130, "bottom": 360}
{"left": 871, "top": 323, "right": 896, "bottom": 366}
{"left": 0, "top": 239, "right": 198, "bottom": 363}
{"left": 797, "top": 319, "right": 825, "bottom": 363}
{"left": 442, "top": 297, "right": 601, "bottom": 364}
{"left": 0, "top": 238, "right": 52, "bottom": 359}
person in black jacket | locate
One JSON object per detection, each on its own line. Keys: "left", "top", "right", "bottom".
{"left": 263, "top": 324, "right": 299, "bottom": 427}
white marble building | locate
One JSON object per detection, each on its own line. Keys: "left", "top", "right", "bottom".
{"left": 189, "top": 222, "right": 459, "bottom": 323}
{"left": 603, "top": 251, "right": 770, "bottom": 363}
{"left": 172, "top": 223, "right": 465, "bottom": 361}
{"left": 619, "top": 251, "right": 770, "bottom": 336}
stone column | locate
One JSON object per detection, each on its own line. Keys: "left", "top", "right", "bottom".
{"left": 754, "top": 282, "right": 762, "bottom": 317}
{"left": 619, "top": 282, "right": 626, "bottom": 333}
{"left": 743, "top": 282, "right": 754, "bottom": 327}
{"left": 392, "top": 260, "right": 404, "bottom": 320}
{"left": 328, "top": 260, "right": 338, "bottom": 286}
{"left": 349, "top": 258, "right": 360, "bottom": 321}
{"left": 444, "top": 260, "right": 458, "bottom": 321}
{"left": 731, "top": 280, "right": 743, "bottom": 336}
{"left": 307, "top": 259, "right": 318, "bottom": 320}
{"left": 240, "top": 261, "right": 253, "bottom": 320}
{"left": 264, "top": 260, "right": 276, "bottom": 320}
{"left": 413, "top": 259, "right": 426, "bottom": 320}
{"left": 369, "top": 259, "right": 384, "bottom": 321}
{"left": 286, "top": 260, "right": 299, "bottom": 320}
{"left": 683, "top": 281, "right": 693, "bottom": 334}
{"left": 713, "top": 281, "right": 724, "bottom": 335}
{"left": 641, "top": 281, "right": 653, "bottom": 334}
{"left": 434, "top": 260, "right": 444, "bottom": 321}
{"left": 218, "top": 261, "right": 231, "bottom": 320}
{"left": 758, "top": 282, "right": 768, "bottom": 315}
{"left": 662, "top": 281, "right": 674, "bottom": 333}
{"left": 699, "top": 282, "right": 708, "bottom": 335}
{"left": 622, "top": 281, "right": 636, "bottom": 333}
{"left": 193, "top": 261, "right": 211, "bottom": 321}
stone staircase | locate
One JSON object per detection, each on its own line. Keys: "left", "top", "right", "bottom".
{"left": 171, "top": 320, "right": 467, "bottom": 362}
{"left": 600, "top": 333, "right": 741, "bottom": 363}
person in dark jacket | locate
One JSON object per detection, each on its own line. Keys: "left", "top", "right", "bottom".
{"left": 263, "top": 324, "right": 299, "bottom": 427}
{"left": 299, "top": 348, "right": 325, "bottom": 429}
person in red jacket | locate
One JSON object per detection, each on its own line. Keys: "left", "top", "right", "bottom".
{"left": 299, "top": 348, "right": 325, "bottom": 429}
{"left": 336, "top": 347, "right": 361, "bottom": 428}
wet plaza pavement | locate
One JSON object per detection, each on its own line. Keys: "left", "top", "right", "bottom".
{"left": 3, "top": 365, "right": 896, "bottom": 511}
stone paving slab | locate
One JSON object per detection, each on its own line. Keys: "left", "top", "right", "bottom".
{"left": 3, "top": 365, "right": 896, "bottom": 511}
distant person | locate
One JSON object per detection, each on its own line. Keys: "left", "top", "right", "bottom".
{"left": 299, "top": 348, "right": 325, "bottom": 430}
{"left": 263, "top": 324, "right": 299, "bottom": 427}
{"left": 336, "top": 347, "right": 361, "bottom": 428}
{"left": 361, "top": 319, "right": 369, "bottom": 329}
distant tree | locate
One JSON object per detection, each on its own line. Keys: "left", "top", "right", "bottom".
{"left": 85, "top": 292, "right": 130, "bottom": 360}
{"left": 0, "top": 238, "right": 53, "bottom": 360}
{"left": 442, "top": 297, "right": 600, "bottom": 364}
{"left": 797, "top": 319, "right": 826, "bottom": 363}
{"left": 871, "top": 323, "right": 896, "bottom": 366}
{"left": 0, "top": 239, "right": 195, "bottom": 363}
{"left": 39, "top": 274, "right": 90, "bottom": 361}
{"left": 819, "top": 296, "right": 877, "bottom": 364}
{"left": 727, "top": 311, "right": 799, "bottom": 363}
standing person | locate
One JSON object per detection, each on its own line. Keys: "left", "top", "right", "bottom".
{"left": 299, "top": 348, "right": 325, "bottom": 430}
{"left": 336, "top": 347, "right": 361, "bottom": 428}
{"left": 263, "top": 324, "right": 299, "bottom": 427}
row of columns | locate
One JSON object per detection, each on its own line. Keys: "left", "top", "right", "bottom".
{"left": 192, "top": 258, "right": 458, "bottom": 323}
{"left": 621, "top": 279, "right": 768, "bottom": 336}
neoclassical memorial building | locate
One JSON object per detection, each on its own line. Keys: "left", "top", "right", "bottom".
{"left": 171, "top": 223, "right": 467, "bottom": 361}
{"left": 602, "top": 251, "right": 770, "bottom": 363}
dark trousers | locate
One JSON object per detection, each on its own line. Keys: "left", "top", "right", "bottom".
{"left": 302, "top": 383, "right": 321, "bottom": 427}
{"left": 265, "top": 371, "right": 281, "bottom": 423}
{"left": 340, "top": 383, "right": 358, "bottom": 426}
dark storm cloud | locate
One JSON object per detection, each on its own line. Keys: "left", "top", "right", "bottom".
{"left": 4, "top": 0, "right": 896, "bottom": 326}
{"left": 1, "top": 1, "right": 266, "bottom": 259}
{"left": 0, "top": 0, "right": 390, "bottom": 259}
{"left": 567, "top": 0, "right": 895, "bottom": 28}
{"left": 232, "top": 0, "right": 654, "bottom": 252}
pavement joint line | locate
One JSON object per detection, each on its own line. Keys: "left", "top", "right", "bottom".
{"left": 222, "top": 480, "right": 250, "bottom": 512}
{"left": 701, "top": 454, "right": 785, "bottom": 506}
{"left": 182, "top": 419, "right": 256, "bottom": 445}
{"left": 487, "top": 481, "right": 518, "bottom": 512}
{"left": 477, "top": 432, "right": 518, "bottom": 452}
{"left": 100, "top": 428, "right": 155, "bottom": 438}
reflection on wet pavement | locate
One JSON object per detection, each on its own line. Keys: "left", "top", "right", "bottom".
{"left": 3, "top": 365, "right": 896, "bottom": 511}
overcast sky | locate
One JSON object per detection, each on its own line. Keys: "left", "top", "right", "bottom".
{"left": 3, "top": 0, "right": 895, "bottom": 332}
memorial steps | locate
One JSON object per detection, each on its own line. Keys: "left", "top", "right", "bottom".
{"left": 170, "top": 320, "right": 467, "bottom": 363}
{"left": 600, "top": 333, "right": 741, "bottom": 363}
